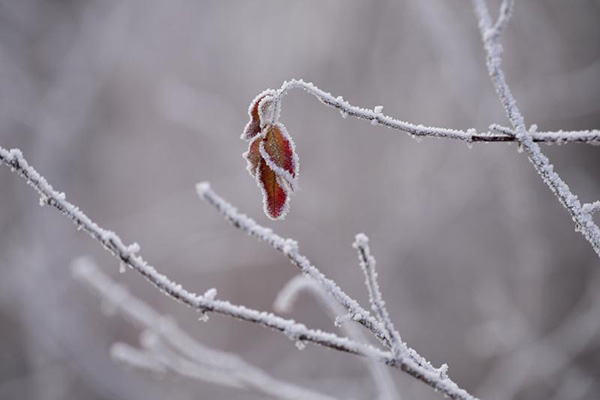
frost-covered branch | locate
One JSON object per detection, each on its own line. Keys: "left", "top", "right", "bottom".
{"left": 73, "top": 257, "right": 336, "bottom": 400}
{"left": 353, "top": 234, "right": 406, "bottom": 360}
{"left": 197, "top": 181, "right": 391, "bottom": 348}
{"left": 110, "top": 342, "right": 167, "bottom": 374}
{"left": 275, "top": 275, "right": 400, "bottom": 400}
{"left": 0, "top": 147, "right": 383, "bottom": 357}
{"left": 475, "top": 273, "right": 600, "bottom": 399}
{"left": 268, "top": 79, "right": 600, "bottom": 145}
{"left": 490, "top": 124, "right": 600, "bottom": 144}
{"left": 0, "top": 146, "right": 477, "bottom": 400}
{"left": 472, "top": 0, "right": 600, "bottom": 258}
{"left": 487, "top": 0, "right": 514, "bottom": 41}
{"left": 582, "top": 201, "right": 600, "bottom": 216}
{"left": 198, "top": 182, "right": 436, "bottom": 375}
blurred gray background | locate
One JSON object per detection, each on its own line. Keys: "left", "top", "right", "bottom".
{"left": 0, "top": 0, "right": 599, "bottom": 399}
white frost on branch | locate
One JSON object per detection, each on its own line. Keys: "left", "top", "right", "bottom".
{"left": 196, "top": 181, "right": 391, "bottom": 348}
{"left": 197, "top": 181, "right": 442, "bottom": 375}
{"left": 275, "top": 275, "right": 401, "bottom": 400}
{"left": 353, "top": 234, "right": 406, "bottom": 360}
{"left": 490, "top": 124, "right": 600, "bottom": 145}
{"left": 582, "top": 201, "right": 600, "bottom": 216}
{"left": 0, "top": 147, "right": 477, "bottom": 399}
{"left": 260, "top": 79, "right": 600, "bottom": 145}
{"left": 353, "top": 234, "right": 444, "bottom": 378}
{"left": 110, "top": 342, "right": 167, "bottom": 373}
{"left": 73, "top": 257, "right": 338, "bottom": 400}
{"left": 472, "top": 0, "right": 600, "bottom": 258}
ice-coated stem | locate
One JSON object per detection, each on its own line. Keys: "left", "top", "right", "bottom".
{"left": 0, "top": 146, "right": 478, "bottom": 400}
{"left": 472, "top": 0, "right": 600, "bottom": 257}
{"left": 269, "top": 79, "right": 600, "bottom": 145}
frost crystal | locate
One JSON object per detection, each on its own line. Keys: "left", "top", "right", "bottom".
{"left": 203, "top": 288, "right": 217, "bottom": 300}
{"left": 198, "top": 312, "right": 209, "bottom": 322}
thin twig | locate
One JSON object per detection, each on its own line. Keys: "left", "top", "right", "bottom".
{"left": 487, "top": 0, "right": 514, "bottom": 40}
{"left": 269, "top": 79, "right": 600, "bottom": 145}
{"left": 0, "top": 147, "right": 377, "bottom": 356}
{"left": 472, "top": 0, "right": 600, "bottom": 257}
{"left": 197, "top": 182, "right": 391, "bottom": 348}
{"left": 489, "top": 124, "right": 600, "bottom": 144}
{"left": 73, "top": 257, "right": 337, "bottom": 400}
{"left": 0, "top": 147, "right": 477, "bottom": 400}
{"left": 353, "top": 235, "right": 405, "bottom": 359}
{"left": 275, "top": 275, "right": 400, "bottom": 400}
{"left": 582, "top": 201, "right": 600, "bottom": 216}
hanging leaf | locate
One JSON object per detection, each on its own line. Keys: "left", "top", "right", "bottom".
{"left": 260, "top": 123, "right": 298, "bottom": 190}
{"left": 241, "top": 90, "right": 276, "bottom": 141}
{"left": 257, "top": 159, "right": 290, "bottom": 220}
{"left": 243, "top": 134, "right": 263, "bottom": 177}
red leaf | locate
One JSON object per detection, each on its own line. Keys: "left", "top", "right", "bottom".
{"left": 257, "top": 159, "right": 289, "bottom": 220}
{"left": 261, "top": 123, "right": 298, "bottom": 190}
{"left": 243, "top": 135, "right": 262, "bottom": 177}
{"left": 241, "top": 90, "right": 276, "bottom": 141}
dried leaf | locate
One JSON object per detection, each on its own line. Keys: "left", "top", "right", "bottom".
{"left": 241, "top": 90, "right": 276, "bottom": 141}
{"left": 243, "top": 135, "right": 263, "bottom": 177}
{"left": 260, "top": 123, "right": 298, "bottom": 190}
{"left": 257, "top": 159, "right": 289, "bottom": 220}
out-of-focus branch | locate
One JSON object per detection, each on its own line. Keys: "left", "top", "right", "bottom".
{"left": 0, "top": 147, "right": 477, "bottom": 400}
{"left": 0, "top": 147, "right": 391, "bottom": 360}
{"left": 487, "top": 0, "right": 514, "bottom": 40}
{"left": 275, "top": 275, "right": 400, "bottom": 400}
{"left": 198, "top": 183, "right": 440, "bottom": 372}
{"left": 73, "top": 257, "right": 337, "bottom": 400}
{"left": 472, "top": 0, "right": 600, "bottom": 258}
{"left": 268, "top": 79, "right": 600, "bottom": 145}
{"left": 198, "top": 184, "right": 474, "bottom": 399}
{"left": 474, "top": 273, "right": 600, "bottom": 399}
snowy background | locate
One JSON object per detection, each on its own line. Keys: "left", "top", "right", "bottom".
{"left": 0, "top": 0, "right": 599, "bottom": 399}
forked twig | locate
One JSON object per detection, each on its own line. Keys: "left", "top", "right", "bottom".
{"left": 471, "top": 0, "right": 600, "bottom": 257}
{"left": 0, "top": 147, "right": 477, "bottom": 400}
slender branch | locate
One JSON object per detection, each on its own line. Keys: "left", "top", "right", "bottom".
{"left": 472, "top": 0, "right": 600, "bottom": 257}
{"left": 582, "top": 201, "right": 600, "bottom": 216}
{"left": 353, "top": 235, "right": 405, "bottom": 359}
{"left": 275, "top": 275, "right": 401, "bottom": 400}
{"left": 0, "top": 147, "right": 377, "bottom": 356}
{"left": 196, "top": 182, "right": 391, "bottom": 348}
{"left": 74, "top": 258, "right": 336, "bottom": 400}
{"left": 269, "top": 79, "right": 600, "bottom": 145}
{"left": 487, "top": 0, "right": 514, "bottom": 40}
{"left": 476, "top": 272, "right": 600, "bottom": 398}
{"left": 490, "top": 124, "right": 600, "bottom": 144}
{"left": 110, "top": 342, "right": 167, "bottom": 374}
{"left": 0, "top": 147, "right": 478, "bottom": 400}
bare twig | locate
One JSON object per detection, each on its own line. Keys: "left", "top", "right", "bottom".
{"left": 73, "top": 257, "right": 337, "bottom": 400}
{"left": 487, "top": 0, "right": 514, "bottom": 40}
{"left": 475, "top": 273, "right": 600, "bottom": 399}
{"left": 490, "top": 124, "right": 600, "bottom": 144}
{"left": 582, "top": 201, "right": 600, "bottom": 216}
{"left": 197, "top": 182, "right": 440, "bottom": 374}
{"left": 472, "top": 0, "right": 600, "bottom": 257}
{"left": 0, "top": 147, "right": 477, "bottom": 400}
{"left": 275, "top": 275, "right": 400, "bottom": 400}
{"left": 353, "top": 235, "right": 405, "bottom": 359}
{"left": 268, "top": 79, "right": 600, "bottom": 145}
{"left": 197, "top": 182, "right": 391, "bottom": 348}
